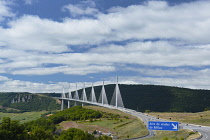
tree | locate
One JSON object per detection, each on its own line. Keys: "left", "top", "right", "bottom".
{"left": 57, "top": 128, "right": 94, "bottom": 140}
{"left": 29, "top": 127, "right": 54, "bottom": 140}
{"left": 96, "top": 135, "right": 112, "bottom": 140}
{"left": 0, "top": 117, "right": 27, "bottom": 140}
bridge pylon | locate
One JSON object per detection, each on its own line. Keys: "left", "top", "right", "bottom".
{"left": 68, "top": 84, "right": 72, "bottom": 108}
{"left": 81, "top": 83, "right": 87, "bottom": 106}
{"left": 73, "top": 84, "right": 79, "bottom": 106}
{"left": 110, "top": 77, "right": 124, "bottom": 108}
{"left": 59, "top": 77, "right": 125, "bottom": 110}
{"left": 89, "top": 83, "right": 97, "bottom": 103}
{"left": 61, "top": 85, "right": 65, "bottom": 110}
{"left": 98, "top": 80, "right": 108, "bottom": 105}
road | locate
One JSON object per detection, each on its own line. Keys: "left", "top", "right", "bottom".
{"left": 59, "top": 97, "right": 210, "bottom": 139}
{"left": 117, "top": 108, "right": 210, "bottom": 140}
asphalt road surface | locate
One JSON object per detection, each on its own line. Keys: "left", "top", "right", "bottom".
{"left": 118, "top": 108, "right": 210, "bottom": 140}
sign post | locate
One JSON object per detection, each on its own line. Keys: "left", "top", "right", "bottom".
{"left": 148, "top": 121, "right": 179, "bottom": 131}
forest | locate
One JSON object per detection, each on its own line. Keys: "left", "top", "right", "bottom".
{"left": 67, "top": 84, "right": 210, "bottom": 113}
{"left": 0, "top": 92, "right": 60, "bottom": 111}
{"left": 2, "top": 84, "right": 210, "bottom": 113}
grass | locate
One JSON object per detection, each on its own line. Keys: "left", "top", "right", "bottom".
{"left": 84, "top": 106, "right": 135, "bottom": 118}
{"left": 83, "top": 118, "right": 148, "bottom": 139}
{"left": 58, "top": 106, "right": 148, "bottom": 139}
{"left": 84, "top": 106, "right": 203, "bottom": 139}
{"left": 148, "top": 110, "right": 210, "bottom": 126}
{"left": 0, "top": 111, "right": 48, "bottom": 123}
{"left": 186, "top": 131, "right": 200, "bottom": 140}
{"left": 0, "top": 105, "right": 203, "bottom": 139}
{"left": 145, "top": 129, "right": 191, "bottom": 140}
{"left": 83, "top": 106, "right": 199, "bottom": 139}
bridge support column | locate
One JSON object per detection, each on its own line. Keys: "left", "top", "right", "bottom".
{"left": 68, "top": 100, "right": 70, "bottom": 108}
{"left": 74, "top": 101, "right": 77, "bottom": 106}
{"left": 61, "top": 99, "right": 64, "bottom": 111}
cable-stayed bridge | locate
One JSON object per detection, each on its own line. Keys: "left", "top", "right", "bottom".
{"left": 59, "top": 80, "right": 124, "bottom": 110}
{"left": 58, "top": 80, "right": 157, "bottom": 139}
{"left": 58, "top": 80, "right": 210, "bottom": 140}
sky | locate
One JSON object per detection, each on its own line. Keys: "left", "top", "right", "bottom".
{"left": 0, "top": 0, "right": 210, "bottom": 93}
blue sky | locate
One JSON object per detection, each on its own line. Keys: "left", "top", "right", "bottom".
{"left": 0, "top": 0, "right": 210, "bottom": 93}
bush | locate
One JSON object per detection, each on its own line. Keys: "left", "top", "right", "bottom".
{"left": 163, "top": 137, "right": 168, "bottom": 140}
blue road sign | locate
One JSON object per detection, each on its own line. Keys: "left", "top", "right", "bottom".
{"left": 148, "top": 121, "right": 179, "bottom": 131}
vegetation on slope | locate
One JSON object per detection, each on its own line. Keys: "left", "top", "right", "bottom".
{"left": 0, "top": 106, "right": 112, "bottom": 140}
{"left": 149, "top": 110, "right": 210, "bottom": 126}
{"left": 69, "top": 84, "right": 210, "bottom": 112}
{"left": 0, "top": 111, "right": 49, "bottom": 123}
{"left": 0, "top": 92, "right": 60, "bottom": 111}
{"left": 0, "top": 105, "right": 197, "bottom": 140}
{"left": 2, "top": 83, "right": 210, "bottom": 113}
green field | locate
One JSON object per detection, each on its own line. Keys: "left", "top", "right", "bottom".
{"left": 84, "top": 106, "right": 201, "bottom": 140}
{"left": 83, "top": 106, "right": 195, "bottom": 140}
{"left": 83, "top": 118, "right": 148, "bottom": 139}
{"left": 145, "top": 129, "right": 191, "bottom": 140}
{"left": 0, "top": 111, "right": 49, "bottom": 123}
{"left": 0, "top": 106, "right": 202, "bottom": 140}
{"left": 148, "top": 111, "right": 210, "bottom": 126}
{"left": 60, "top": 106, "right": 148, "bottom": 139}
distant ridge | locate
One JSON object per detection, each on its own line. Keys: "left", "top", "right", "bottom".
{"left": 72, "top": 84, "right": 210, "bottom": 113}
{"left": 1, "top": 84, "right": 210, "bottom": 113}
{"left": 0, "top": 92, "right": 60, "bottom": 111}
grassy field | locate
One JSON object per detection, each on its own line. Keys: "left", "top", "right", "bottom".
{"left": 84, "top": 106, "right": 135, "bottom": 118}
{"left": 83, "top": 106, "right": 201, "bottom": 140}
{"left": 0, "top": 106, "right": 203, "bottom": 139}
{"left": 148, "top": 111, "right": 210, "bottom": 126}
{"left": 0, "top": 111, "right": 48, "bottom": 123}
{"left": 59, "top": 106, "right": 148, "bottom": 139}
{"left": 145, "top": 129, "right": 191, "bottom": 140}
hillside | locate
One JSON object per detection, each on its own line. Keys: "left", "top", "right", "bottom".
{"left": 0, "top": 92, "right": 60, "bottom": 111}
{"left": 71, "top": 84, "right": 210, "bottom": 113}
{"left": 2, "top": 84, "right": 210, "bottom": 113}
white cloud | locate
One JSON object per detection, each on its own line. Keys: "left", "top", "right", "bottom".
{"left": 88, "top": 41, "right": 210, "bottom": 67}
{"left": 0, "top": 75, "right": 112, "bottom": 93}
{"left": 118, "top": 74, "right": 210, "bottom": 90}
{"left": 101, "top": 0, "right": 210, "bottom": 44}
{"left": 0, "top": 80, "right": 62, "bottom": 93}
{"left": 0, "top": 0, "right": 210, "bottom": 54}
{"left": 0, "top": 70, "right": 210, "bottom": 93}
{"left": 0, "top": 16, "right": 71, "bottom": 53}
{"left": 11, "top": 65, "right": 115, "bottom": 75}
{"left": 23, "top": 0, "right": 33, "bottom": 5}
{"left": 0, "top": 0, "right": 14, "bottom": 21}
{"left": 62, "top": 0, "right": 99, "bottom": 17}
{"left": 63, "top": 4, "right": 99, "bottom": 17}
{"left": 1, "top": 40, "right": 210, "bottom": 76}
{"left": 1, "top": 0, "right": 210, "bottom": 91}
{"left": 0, "top": 75, "right": 10, "bottom": 81}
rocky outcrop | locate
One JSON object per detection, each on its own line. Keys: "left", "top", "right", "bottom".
{"left": 11, "top": 94, "right": 33, "bottom": 103}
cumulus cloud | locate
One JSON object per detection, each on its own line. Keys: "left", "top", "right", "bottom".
{"left": 0, "top": 0, "right": 14, "bottom": 21}
{"left": 0, "top": 0, "right": 210, "bottom": 54}
{"left": 1, "top": 0, "right": 210, "bottom": 91}
{"left": 1, "top": 40, "right": 210, "bottom": 76}
{"left": 11, "top": 65, "right": 116, "bottom": 75}
{"left": 118, "top": 72, "right": 210, "bottom": 90}
{"left": 0, "top": 79, "right": 62, "bottom": 93}
{"left": 62, "top": 0, "right": 99, "bottom": 17}
{"left": 23, "top": 0, "right": 33, "bottom": 5}
{"left": 88, "top": 41, "right": 210, "bottom": 67}
{"left": 1, "top": 0, "right": 210, "bottom": 52}
{"left": 0, "top": 75, "right": 10, "bottom": 81}
{"left": 0, "top": 75, "right": 112, "bottom": 93}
